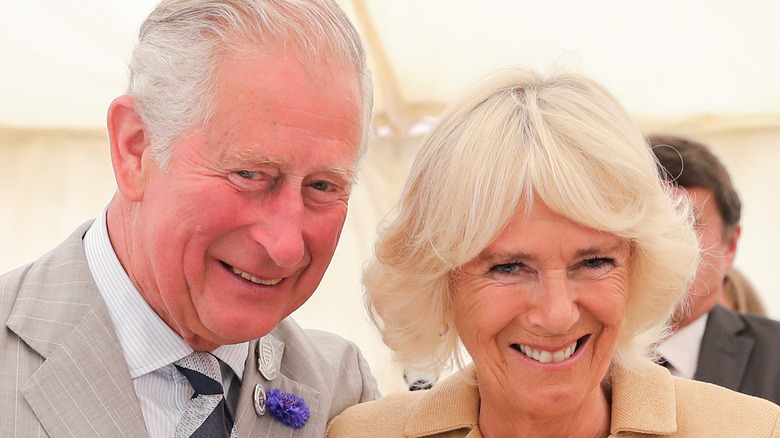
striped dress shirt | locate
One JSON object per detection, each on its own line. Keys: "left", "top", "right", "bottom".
{"left": 83, "top": 206, "right": 248, "bottom": 438}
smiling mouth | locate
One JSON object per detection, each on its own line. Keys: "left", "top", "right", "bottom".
{"left": 227, "top": 264, "right": 282, "bottom": 286}
{"left": 512, "top": 336, "right": 586, "bottom": 364}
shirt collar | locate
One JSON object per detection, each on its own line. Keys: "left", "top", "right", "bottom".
{"left": 83, "top": 204, "right": 248, "bottom": 379}
{"left": 655, "top": 312, "right": 708, "bottom": 379}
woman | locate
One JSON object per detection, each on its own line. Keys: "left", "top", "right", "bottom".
{"left": 327, "top": 69, "right": 780, "bottom": 437}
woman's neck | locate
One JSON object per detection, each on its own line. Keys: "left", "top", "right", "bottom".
{"left": 478, "top": 385, "right": 611, "bottom": 438}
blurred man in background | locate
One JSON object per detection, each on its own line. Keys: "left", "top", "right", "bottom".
{"left": 650, "top": 134, "right": 780, "bottom": 405}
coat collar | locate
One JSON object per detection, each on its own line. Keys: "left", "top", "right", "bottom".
{"left": 404, "top": 364, "right": 481, "bottom": 437}
{"left": 403, "top": 359, "right": 679, "bottom": 438}
{"left": 610, "top": 359, "right": 677, "bottom": 435}
{"left": 6, "top": 222, "right": 148, "bottom": 437}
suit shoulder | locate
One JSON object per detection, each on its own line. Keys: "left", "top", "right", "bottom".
{"left": 0, "top": 263, "right": 33, "bottom": 324}
{"left": 673, "top": 377, "right": 780, "bottom": 435}
{"left": 303, "top": 328, "right": 364, "bottom": 363}
{"left": 1, "top": 221, "right": 93, "bottom": 294}
{"left": 740, "top": 312, "right": 780, "bottom": 335}
{"left": 326, "top": 390, "right": 425, "bottom": 437}
{"left": 273, "top": 319, "right": 368, "bottom": 371}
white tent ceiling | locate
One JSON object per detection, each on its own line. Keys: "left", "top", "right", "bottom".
{"left": 2, "top": 0, "right": 779, "bottom": 129}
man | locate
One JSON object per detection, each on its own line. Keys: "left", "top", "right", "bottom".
{"left": 0, "top": 1, "right": 379, "bottom": 436}
{"left": 651, "top": 134, "right": 780, "bottom": 405}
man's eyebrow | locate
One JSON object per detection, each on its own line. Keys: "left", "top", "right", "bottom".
{"left": 231, "top": 151, "right": 281, "bottom": 166}
{"left": 323, "top": 166, "right": 357, "bottom": 186}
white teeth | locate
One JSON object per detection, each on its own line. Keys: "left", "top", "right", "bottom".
{"left": 230, "top": 267, "right": 282, "bottom": 286}
{"left": 517, "top": 340, "right": 578, "bottom": 364}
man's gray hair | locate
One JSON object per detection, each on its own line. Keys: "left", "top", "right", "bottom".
{"left": 128, "top": 0, "right": 372, "bottom": 168}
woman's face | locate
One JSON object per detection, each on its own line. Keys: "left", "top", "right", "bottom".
{"left": 453, "top": 200, "right": 631, "bottom": 418}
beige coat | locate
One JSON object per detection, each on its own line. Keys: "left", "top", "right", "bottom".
{"left": 327, "top": 359, "right": 780, "bottom": 437}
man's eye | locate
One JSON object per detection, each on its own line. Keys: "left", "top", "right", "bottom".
{"left": 228, "top": 170, "right": 275, "bottom": 191}
{"left": 310, "top": 180, "right": 334, "bottom": 192}
{"left": 236, "top": 170, "right": 257, "bottom": 180}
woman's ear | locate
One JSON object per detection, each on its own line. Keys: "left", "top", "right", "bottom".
{"left": 107, "top": 95, "right": 149, "bottom": 202}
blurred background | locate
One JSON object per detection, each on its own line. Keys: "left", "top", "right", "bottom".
{"left": 2, "top": 0, "right": 779, "bottom": 394}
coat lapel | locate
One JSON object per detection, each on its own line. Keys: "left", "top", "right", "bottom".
{"left": 405, "top": 364, "right": 480, "bottom": 437}
{"left": 694, "top": 305, "right": 754, "bottom": 391}
{"left": 235, "top": 335, "right": 323, "bottom": 437}
{"left": 610, "top": 359, "right": 677, "bottom": 435}
{"left": 6, "top": 224, "right": 147, "bottom": 437}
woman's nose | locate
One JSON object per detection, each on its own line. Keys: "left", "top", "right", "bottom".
{"left": 526, "top": 274, "right": 580, "bottom": 334}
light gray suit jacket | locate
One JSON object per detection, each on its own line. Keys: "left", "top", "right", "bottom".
{"left": 0, "top": 222, "right": 379, "bottom": 437}
{"left": 695, "top": 304, "right": 780, "bottom": 405}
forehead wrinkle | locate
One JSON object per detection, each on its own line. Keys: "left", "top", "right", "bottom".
{"left": 279, "top": 123, "right": 362, "bottom": 155}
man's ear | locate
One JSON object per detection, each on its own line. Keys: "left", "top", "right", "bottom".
{"left": 723, "top": 224, "right": 741, "bottom": 269}
{"left": 107, "top": 95, "right": 149, "bottom": 202}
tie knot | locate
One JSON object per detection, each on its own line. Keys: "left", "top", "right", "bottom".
{"left": 175, "top": 351, "right": 224, "bottom": 396}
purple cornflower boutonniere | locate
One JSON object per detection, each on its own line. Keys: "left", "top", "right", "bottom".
{"left": 266, "top": 388, "right": 310, "bottom": 429}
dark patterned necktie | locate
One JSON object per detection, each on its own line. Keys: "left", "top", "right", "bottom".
{"left": 174, "top": 352, "right": 236, "bottom": 438}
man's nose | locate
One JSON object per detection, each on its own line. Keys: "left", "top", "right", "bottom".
{"left": 526, "top": 274, "right": 580, "bottom": 334}
{"left": 248, "top": 184, "right": 305, "bottom": 268}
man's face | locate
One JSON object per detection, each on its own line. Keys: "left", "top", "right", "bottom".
{"left": 674, "top": 186, "right": 739, "bottom": 328}
{"left": 128, "top": 50, "right": 363, "bottom": 349}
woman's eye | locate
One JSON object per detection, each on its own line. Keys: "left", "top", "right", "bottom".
{"left": 581, "top": 257, "right": 615, "bottom": 269}
{"left": 489, "top": 263, "right": 523, "bottom": 274}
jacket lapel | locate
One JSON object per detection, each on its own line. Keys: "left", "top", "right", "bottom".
{"left": 694, "top": 305, "right": 754, "bottom": 391}
{"left": 6, "top": 224, "right": 147, "bottom": 437}
{"left": 610, "top": 359, "right": 677, "bottom": 435}
{"left": 235, "top": 335, "right": 323, "bottom": 437}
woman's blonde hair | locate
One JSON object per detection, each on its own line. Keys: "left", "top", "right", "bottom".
{"left": 364, "top": 68, "right": 700, "bottom": 375}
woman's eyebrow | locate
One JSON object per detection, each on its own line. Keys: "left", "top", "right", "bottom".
{"left": 573, "top": 242, "right": 627, "bottom": 259}
{"left": 474, "top": 251, "right": 533, "bottom": 266}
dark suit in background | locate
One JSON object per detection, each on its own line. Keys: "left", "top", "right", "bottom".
{"left": 696, "top": 305, "right": 780, "bottom": 405}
